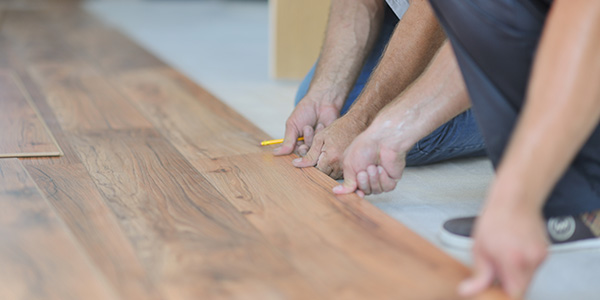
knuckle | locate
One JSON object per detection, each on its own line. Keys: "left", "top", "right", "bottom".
{"left": 285, "top": 119, "right": 297, "bottom": 129}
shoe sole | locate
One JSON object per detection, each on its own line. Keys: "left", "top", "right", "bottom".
{"left": 438, "top": 228, "right": 600, "bottom": 253}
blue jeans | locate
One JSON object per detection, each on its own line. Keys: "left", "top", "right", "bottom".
{"left": 295, "top": 5, "right": 486, "bottom": 166}
{"left": 430, "top": 0, "right": 600, "bottom": 217}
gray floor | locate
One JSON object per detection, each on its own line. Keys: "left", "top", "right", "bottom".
{"left": 86, "top": 1, "right": 600, "bottom": 299}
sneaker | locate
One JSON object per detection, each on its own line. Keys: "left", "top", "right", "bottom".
{"left": 439, "top": 215, "right": 600, "bottom": 252}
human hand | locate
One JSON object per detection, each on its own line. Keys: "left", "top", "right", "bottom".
{"left": 273, "top": 93, "right": 341, "bottom": 156}
{"left": 291, "top": 114, "right": 367, "bottom": 179}
{"left": 459, "top": 189, "right": 548, "bottom": 299}
{"left": 332, "top": 107, "right": 417, "bottom": 196}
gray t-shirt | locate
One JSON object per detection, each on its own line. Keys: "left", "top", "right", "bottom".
{"left": 386, "top": 0, "right": 409, "bottom": 19}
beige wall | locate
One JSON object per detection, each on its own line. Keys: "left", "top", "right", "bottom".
{"left": 269, "top": 0, "right": 331, "bottom": 80}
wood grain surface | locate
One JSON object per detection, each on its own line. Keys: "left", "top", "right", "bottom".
{"left": 0, "top": 3, "right": 511, "bottom": 300}
{"left": 0, "top": 158, "right": 115, "bottom": 300}
{"left": 68, "top": 130, "right": 315, "bottom": 299}
{"left": 0, "top": 71, "right": 61, "bottom": 157}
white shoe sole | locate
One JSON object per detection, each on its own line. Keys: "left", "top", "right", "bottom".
{"left": 438, "top": 228, "right": 600, "bottom": 253}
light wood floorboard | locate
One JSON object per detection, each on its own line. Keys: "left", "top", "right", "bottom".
{"left": 0, "top": 71, "right": 61, "bottom": 157}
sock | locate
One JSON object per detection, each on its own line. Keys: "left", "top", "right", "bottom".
{"left": 581, "top": 210, "right": 600, "bottom": 237}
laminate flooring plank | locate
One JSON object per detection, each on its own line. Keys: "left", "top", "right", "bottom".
{"left": 1, "top": 5, "right": 508, "bottom": 299}
{"left": 68, "top": 129, "right": 316, "bottom": 299}
{"left": 0, "top": 0, "right": 79, "bottom": 10}
{"left": 0, "top": 158, "right": 116, "bottom": 300}
{"left": 57, "top": 14, "right": 269, "bottom": 139}
{"left": 24, "top": 163, "right": 163, "bottom": 300}
{"left": 114, "top": 69, "right": 269, "bottom": 170}
{"left": 50, "top": 7, "right": 509, "bottom": 299}
{"left": 200, "top": 153, "right": 509, "bottom": 300}
{"left": 0, "top": 70, "right": 61, "bottom": 157}
{"left": 0, "top": 26, "right": 102, "bottom": 164}
{"left": 1, "top": 11, "right": 76, "bottom": 65}
{"left": 26, "top": 8, "right": 270, "bottom": 140}
{"left": 9, "top": 8, "right": 166, "bottom": 75}
{"left": 27, "top": 63, "right": 154, "bottom": 132}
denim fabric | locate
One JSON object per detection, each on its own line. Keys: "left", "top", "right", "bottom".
{"left": 294, "top": 5, "right": 486, "bottom": 166}
{"left": 429, "top": 0, "right": 600, "bottom": 217}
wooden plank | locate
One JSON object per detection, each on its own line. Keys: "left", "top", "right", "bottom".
{"left": 28, "top": 63, "right": 154, "bottom": 132}
{"left": 3, "top": 13, "right": 315, "bottom": 297}
{"left": 58, "top": 14, "right": 167, "bottom": 75}
{"left": 68, "top": 129, "right": 316, "bottom": 299}
{"left": 25, "top": 163, "right": 163, "bottom": 300}
{"left": 0, "top": 70, "right": 62, "bottom": 157}
{"left": 1, "top": 20, "right": 159, "bottom": 298}
{"left": 0, "top": 4, "right": 510, "bottom": 299}
{"left": 53, "top": 7, "right": 508, "bottom": 298}
{"left": 0, "top": 158, "right": 116, "bottom": 300}
{"left": 1, "top": 10, "right": 76, "bottom": 65}
{"left": 114, "top": 68, "right": 269, "bottom": 171}
{"left": 197, "top": 152, "right": 507, "bottom": 299}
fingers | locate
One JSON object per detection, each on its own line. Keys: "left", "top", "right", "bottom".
{"left": 314, "top": 123, "right": 325, "bottom": 135}
{"left": 333, "top": 164, "right": 358, "bottom": 194}
{"left": 378, "top": 166, "right": 397, "bottom": 192}
{"left": 379, "top": 148, "right": 405, "bottom": 180}
{"left": 274, "top": 122, "right": 300, "bottom": 156}
{"left": 315, "top": 154, "right": 335, "bottom": 177}
{"left": 497, "top": 246, "right": 546, "bottom": 299}
{"left": 459, "top": 251, "right": 495, "bottom": 297}
{"left": 293, "top": 138, "right": 324, "bottom": 168}
{"left": 357, "top": 165, "right": 396, "bottom": 196}
{"left": 303, "top": 125, "right": 315, "bottom": 147}
{"left": 356, "top": 171, "right": 371, "bottom": 195}
{"left": 367, "top": 165, "right": 383, "bottom": 194}
{"left": 297, "top": 144, "right": 309, "bottom": 156}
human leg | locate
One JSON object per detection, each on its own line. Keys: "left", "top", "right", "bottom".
{"left": 429, "top": 0, "right": 600, "bottom": 217}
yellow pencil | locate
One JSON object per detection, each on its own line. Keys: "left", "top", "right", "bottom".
{"left": 260, "top": 137, "right": 304, "bottom": 146}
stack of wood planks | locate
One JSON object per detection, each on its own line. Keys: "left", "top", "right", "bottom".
{"left": 0, "top": 1, "right": 508, "bottom": 299}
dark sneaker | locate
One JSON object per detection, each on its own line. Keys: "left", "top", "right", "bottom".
{"left": 439, "top": 215, "right": 600, "bottom": 252}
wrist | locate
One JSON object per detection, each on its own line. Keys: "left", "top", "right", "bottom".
{"left": 305, "top": 83, "right": 348, "bottom": 111}
{"left": 486, "top": 173, "right": 545, "bottom": 215}
{"left": 367, "top": 107, "right": 421, "bottom": 154}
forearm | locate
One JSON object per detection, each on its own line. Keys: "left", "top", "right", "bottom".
{"left": 491, "top": 0, "right": 600, "bottom": 212}
{"left": 308, "top": 0, "right": 385, "bottom": 110}
{"left": 346, "top": 0, "right": 446, "bottom": 126}
{"left": 368, "top": 42, "right": 470, "bottom": 151}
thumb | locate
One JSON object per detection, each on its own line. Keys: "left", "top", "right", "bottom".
{"left": 333, "top": 165, "right": 358, "bottom": 195}
{"left": 292, "top": 138, "right": 323, "bottom": 168}
{"left": 459, "top": 253, "right": 495, "bottom": 297}
{"left": 274, "top": 124, "right": 300, "bottom": 156}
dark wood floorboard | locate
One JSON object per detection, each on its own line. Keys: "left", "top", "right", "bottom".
{"left": 25, "top": 163, "right": 163, "bottom": 300}
{"left": 0, "top": 158, "right": 116, "bottom": 300}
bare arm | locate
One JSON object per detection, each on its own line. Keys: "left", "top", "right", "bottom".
{"left": 334, "top": 42, "right": 471, "bottom": 195}
{"left": 492, "top": 0, "right": 600, "bottom": 213}
{"left": 461, "top": 0, "right": 600, "bottom": 298}
{"left": 345, "top": 0, "right": 446, "bottom": 127}
{"left": 309, "top": 0, "right": 386, "bottom": 109}
{"left": 275, "top": 0, "right": 385, "bottom": 155}
{"left": 292, "top": 1, "right": 447, "bottom": 178}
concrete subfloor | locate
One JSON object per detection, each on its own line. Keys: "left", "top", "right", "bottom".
{"left": 85, "top": 1, "right": 600, "bottom": 298}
